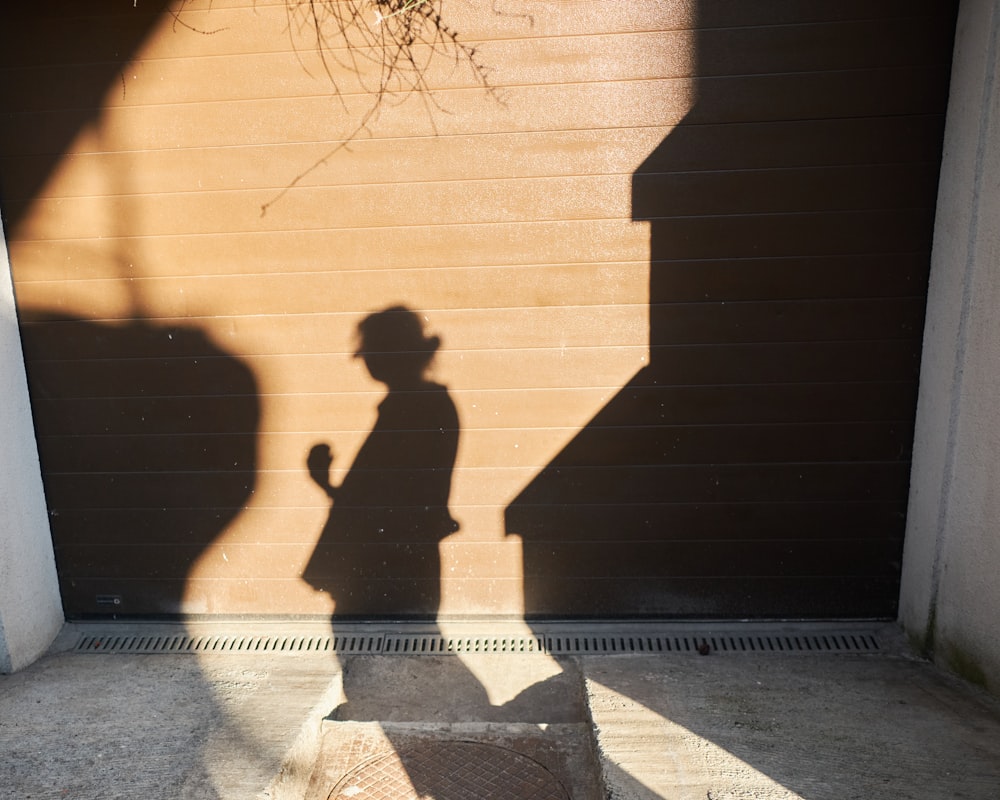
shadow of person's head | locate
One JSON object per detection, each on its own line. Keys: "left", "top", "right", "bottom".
{"left": 354, "top": 305, "right": 441, "bottom": 390}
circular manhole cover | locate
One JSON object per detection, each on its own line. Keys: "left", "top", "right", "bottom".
{"left": 327, "top": 740, "right": 570, "bottom": 800}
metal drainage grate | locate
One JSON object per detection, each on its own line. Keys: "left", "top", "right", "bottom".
{"left": 74, "top": 633, "right": 383, "bottom": 655}
{"left": 545, "top": 632, "right": 881, "bottom": 655}
{"left": 73, "top": 628, "right": 881, "bottom": 655}
{"left": 382, "top": 635, "right": 545, "bottom": 655}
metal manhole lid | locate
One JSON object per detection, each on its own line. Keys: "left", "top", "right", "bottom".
{"left": 327, "top": 740, "right": 570, "bottom": 800}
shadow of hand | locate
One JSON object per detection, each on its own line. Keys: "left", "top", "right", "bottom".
{"left": 307, "top": 443, "right": 336, "bottom": 498}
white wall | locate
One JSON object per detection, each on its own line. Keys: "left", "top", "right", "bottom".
{"left": 0, "top": 218, "right": 63, "bottom": 673}
{"left": 900, "top": 0, "right": 1000, "bottom": 695}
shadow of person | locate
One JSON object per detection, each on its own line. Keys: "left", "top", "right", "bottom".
{"left": 302, "top": 306, "right": 460, "bottom": 618}
{"left": 300, "top": 309, "right": 586, "bottom": 795}
{"left": 301, "top": 307, "right": 496, "bottom": 719}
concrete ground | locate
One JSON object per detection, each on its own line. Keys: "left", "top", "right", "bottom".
{"left": 1, "top": 620, "right": 999, "bottom": 800}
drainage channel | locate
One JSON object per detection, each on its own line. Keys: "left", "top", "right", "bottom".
{"left": 72, "top": 625, "right": 883, "bottom": 656}
{"left": 74, "top": 633, "right": 382, "bottom": 655}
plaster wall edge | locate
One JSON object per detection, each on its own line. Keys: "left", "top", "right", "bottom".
{"left": 900, "top": 0, "right": 1000, "bottom": 694}
{"left": 0, "top": 215, "right": 64, "bottom": 673}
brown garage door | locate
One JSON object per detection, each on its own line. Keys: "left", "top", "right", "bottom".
{"left": 1, "top": 1, "right": 956, "bottom": 618}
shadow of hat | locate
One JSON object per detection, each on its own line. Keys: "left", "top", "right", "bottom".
{"left": 354, "top": 305, "right": 440, "bottom": 358}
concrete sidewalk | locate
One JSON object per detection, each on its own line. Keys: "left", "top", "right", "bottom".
{"left": 1, "top": 621, "right": 998, "bottom": 799}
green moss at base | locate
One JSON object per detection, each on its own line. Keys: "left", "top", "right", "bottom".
{"left": 924, "top": 605, "right": 937, "bottom": 655}
{"left": 903, "top": 605, "right": 935, "bottom": 658}
{"left": 915, "top": 610, "right": 994, "bottom": 694}
{"left": 943, "top": 641, "right": 989, "bottom": 689}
